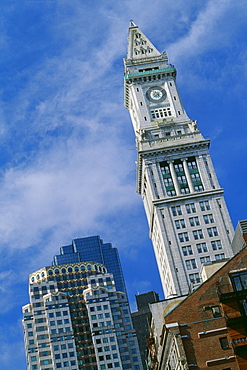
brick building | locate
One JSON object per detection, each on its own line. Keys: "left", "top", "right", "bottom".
{"left": 147, "top": 226, "right": 247, "bottom": 370}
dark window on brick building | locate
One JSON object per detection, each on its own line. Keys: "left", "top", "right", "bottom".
{"left": 219, "top": 337, "right": 229, "bottom": 350}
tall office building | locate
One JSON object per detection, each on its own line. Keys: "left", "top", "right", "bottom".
{"left": 22, "top": 260, "right": 142, "bottom": 370}
{"left": 124, "top": 22, "right": 235, "bottom": 298}
{"left": 52, "top": 236, "right": 126, "bottom": 294}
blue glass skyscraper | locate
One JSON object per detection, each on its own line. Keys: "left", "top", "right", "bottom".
{"left": 52, "top": 235, "right": 126, "bottom": 294}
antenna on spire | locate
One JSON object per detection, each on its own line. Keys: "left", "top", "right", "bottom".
{"left": 129, "top": 20, "right": 137, "bottom": 28}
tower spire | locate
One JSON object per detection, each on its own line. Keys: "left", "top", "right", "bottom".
{"left": 124, "top": 25, "right": 234, "bottom": 298}
{"left": 127, "top": 23, "right": 161, "bottom": 60}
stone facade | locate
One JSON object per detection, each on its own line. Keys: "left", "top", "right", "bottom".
{"left": 124, "top": 22, "right": 235, "bottom": 298}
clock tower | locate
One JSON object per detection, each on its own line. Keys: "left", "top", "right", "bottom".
{"left": 124, "top": 22, "right": 235, "bottom": 298}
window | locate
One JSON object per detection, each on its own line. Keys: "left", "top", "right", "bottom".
{"left": 189, "top": 273, "right": 200, "bottom": 284}
{"left": 211, "top": 240, "right": 222, "bottom": 250}
{"left": 215, "top": 253, "right": 225, "bottom": 260}
{"left": 182, "top": 246, "right": 193, "bottom": 256}
{"left": 211, "top": 306, "right": 222, "bottom": 318}
{"left": 31, "top": 356, "right": 37, "bottom": 362}
{"left": 219, "top": 337, "right": 229, "bottom": 349}
{"left": 177, "top": 175, "right": 187, "bottom": 184}
{"left": 150, "top": 107, "right": 172, "bottom": 119}
{"left": 178, "top": 232, "right": 189, "bottom": 242}
{"left": 194, "top": 184, "right": 204, "bottom": 191}
{"left": 193, "top": 230, "right": 204, "bottom": 240}
{"left": 200, "top": 256, "right": 210, "bottom": 264}
{"left": 180, "top": 186, "right": 190, "bottom": 194}
{"left": 42, "top": 360, "right": 51, "bottom": 366}
{"left": 185, "top": 259, "right": 197, "bottom": 270}
{"left": 207, "top": 227, "right": 218, "bottom": 237}
{"left": 185, "top": 203, "right": 196, "bottom": 213}
{"left": 196, "top": 243, "right": 208, "bottom": 253}
{"left": 231, "top": 271, "right": 247, "bottom": 291}
{"left": 199, "top": 201, "right": 210, "bottom": 211}
{"left": 187, "top": 160, "right": 197, "bottom": 170}
{"left": 175, "top": 219, "right": 185, "bottom": 229}
{"left": 171, "top": 205, "right": 182, "bottom": 216}
{"left": 189, "top": 217, "right": 200, "bottom": 227}
{"left": 203, "top": 214, "right": 214, "bottom": 224}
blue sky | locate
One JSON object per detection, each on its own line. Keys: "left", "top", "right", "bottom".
{"left": 0, "top": 0, "right": 247, "bottom": 368}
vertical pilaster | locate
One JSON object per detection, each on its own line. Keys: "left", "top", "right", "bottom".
{"left": 181, "top": 158, "right": 194, "bottom": 193}
{"left": 168, "top": 160, "right": 181, "bottom": 196}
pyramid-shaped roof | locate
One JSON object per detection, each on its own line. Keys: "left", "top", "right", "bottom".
{"left": 127, "top": 21, "right": 161, "bottom": 60}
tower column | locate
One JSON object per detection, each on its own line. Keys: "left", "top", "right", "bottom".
{"left": 167, "top": 160, "right": 181, "bottom": 195}
{"left": 181, "top": 158, "right": 194, "bottom": 193}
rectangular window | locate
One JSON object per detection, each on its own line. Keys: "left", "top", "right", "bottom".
{"left": 207, "top": 227, "right": 218, "bottom": 237}
{"left": 189, "top": 217, "right": 200, "bottom": 226}
{"left": 219, "top": 337, "right": 229, "bottom": 349}
{"left": 203, "top": 214, "right": 214, "bottom": 224}
{"left": 175, "top": 219, "right": 185, "bottom": 229}
{"left": 215, "top": 253, "right": 225, "bottom": 260}
{"left": 177, "top": 175, "right": 187, "bottom": 184}
{"left": 185, "top": 259, "right": 197, "bottom": 270}
{"left": 231, "top": 271, "right": 247, "bottom": 291}
{"left": 211, "top": 240, "right": 222, "bottom": 250}
{"left": 182, "top": 246, "right": 193, "bottom": 256}
{"left": 171, "top": 205, "right": 182, "bottom": 216}
{"left": 185, "top": 203, "right": 196, "bottom": 214}
{"left": 178, "top": 232, "right": 189, "bottom": 242}
{"left": 189, "top": 273, "right": 200, "bottom": 284}
{"left": 199, "top": 201, "right": 210, "bottom": 211}
{"left": 150, "top": 107, "right": 172, "bottom": 119}
{"left": 193, "top": 230, "right": 204, "bottom": 240}
{"left": 200, "top": 256, "right": 210, "bottom": 264}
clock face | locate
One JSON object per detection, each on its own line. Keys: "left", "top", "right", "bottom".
{"left": 146, "top": 86, "right": 166, "bottom": 103}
